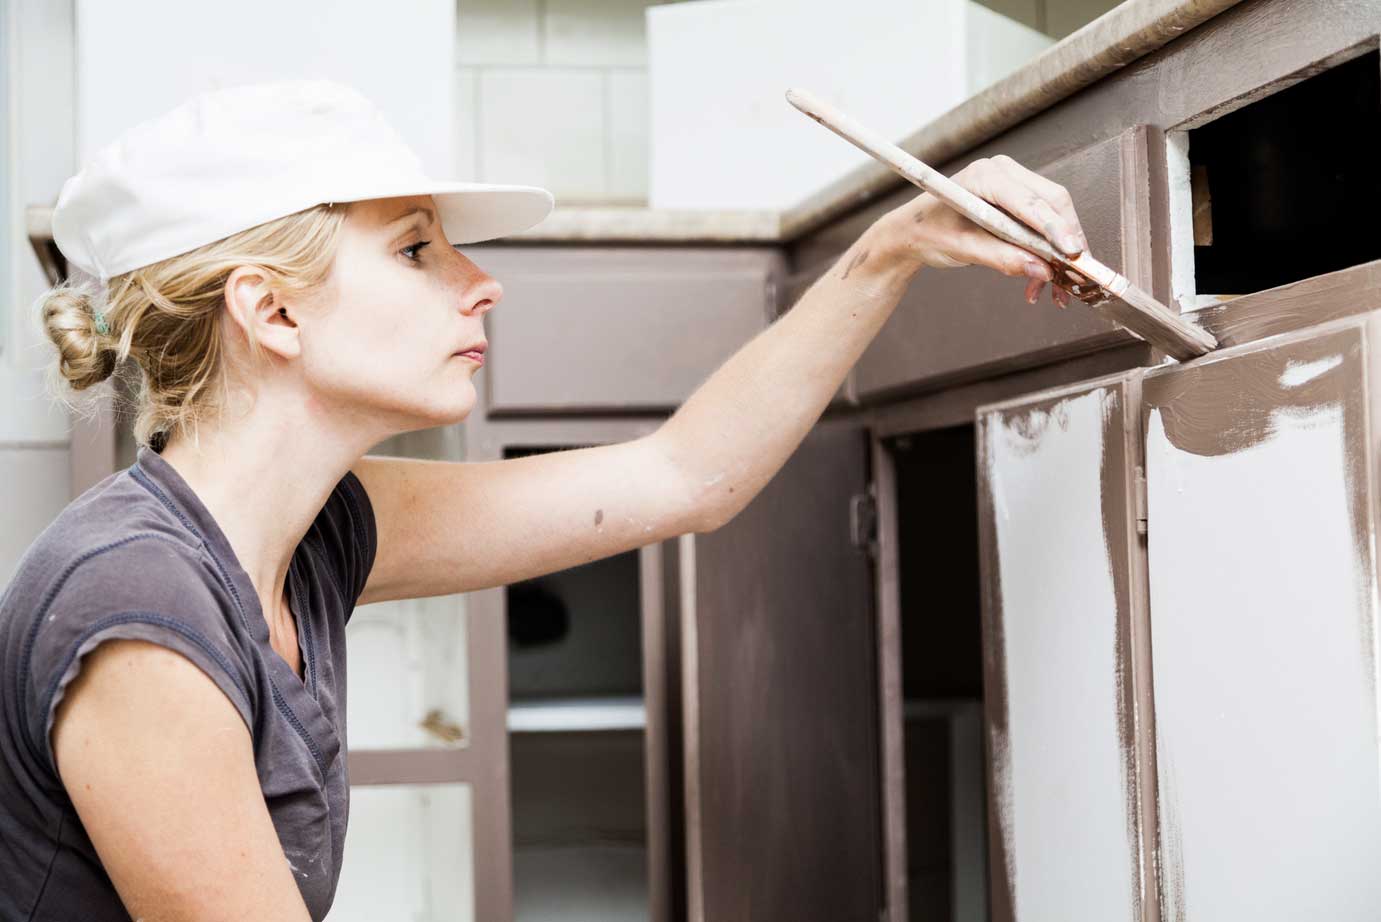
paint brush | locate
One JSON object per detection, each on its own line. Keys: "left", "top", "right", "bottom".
{"left": 785, "top": 87, "right": 1217, "bottom": 361}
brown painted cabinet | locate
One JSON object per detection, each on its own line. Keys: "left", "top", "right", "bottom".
{"left": 466, "top": 247, "right": 784, "bottom": 415}
{"left": 454, "top": 4, "right": 1381, "bottom": 921}
{"left": 853, "top": 126, "right": 1152, "bottom": 402}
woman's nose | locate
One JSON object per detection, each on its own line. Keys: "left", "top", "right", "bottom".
{"left": 465, "top": 276, "right": 503, "bottom": 316}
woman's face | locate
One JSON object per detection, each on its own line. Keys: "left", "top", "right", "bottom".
{"left": 301, "top": 194, "right": 502, "bottom": 435}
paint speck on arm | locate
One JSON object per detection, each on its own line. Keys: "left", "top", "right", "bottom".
{"left": 594, "top": 509, "right": 603, "bottom": 526}
{"left": 841, "top": 248, "right": 870, "bottom": 280}
{"left": 704, "top": 472, "right": 725, "bottom": 486}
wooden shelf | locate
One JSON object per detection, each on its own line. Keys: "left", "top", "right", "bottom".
{"left": 508, "top": 696, "right": 646, "bottom": 733}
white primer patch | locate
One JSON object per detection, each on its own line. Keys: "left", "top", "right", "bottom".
{"left": 984, "top": 388, "right": 1135, "bottom": 919}
{"left": 1146, "top": 401, "right": 1381, "bottom": 921}
{"left": 1279, "top": 354, "right": 1343, "bottom": 388}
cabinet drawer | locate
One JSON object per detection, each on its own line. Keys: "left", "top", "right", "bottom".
{"left": 854, "top": 126, "right": 1153, "bottom": 403}
{"left": 466, "top": 246, "right": 783, "bottom": 414}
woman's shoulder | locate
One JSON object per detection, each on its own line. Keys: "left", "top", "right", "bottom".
{"left": 0, "top": 468, "right": 259, "bottom": 779}
{"left": 2, "top": 465, "right": 232, "bottom": 628}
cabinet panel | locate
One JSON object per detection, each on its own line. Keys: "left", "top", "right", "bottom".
{"left": 975, "top": 371, "right": 1154, "bottom": 922}
{"left": 678, "top": 419, "right": 881, "bottom": 922}
{"left": 466, "top": 246, "right": 782, "bottom": 414}
{"left": 856, "top": 126, "right": 1153, "bottom": 402}
{"left": 1141, "top": 317, "right": 1381, "bottom": 921}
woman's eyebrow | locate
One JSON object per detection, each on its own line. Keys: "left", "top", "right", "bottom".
{"left": 385, "top": 206, "right": 435, "bottom": 231}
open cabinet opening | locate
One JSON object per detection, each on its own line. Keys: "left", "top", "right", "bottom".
{"left": 503, "top": 445, "right": 649, "bottom": 922}
{"left": 887, "top": 424, "right": 989, "bottom": 922}
{"left": 1171, "top": 46, "right": 1381, "bottom": 306}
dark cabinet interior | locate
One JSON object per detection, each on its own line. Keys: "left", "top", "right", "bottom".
{"left": 887, "top": 425, "right": 990, "bottom": 922}
{"left": 1187, "top": 47, "right": 1380, "bottom": 295}
{"left": 504, "top": 445, "right": 651, "bottom": 922}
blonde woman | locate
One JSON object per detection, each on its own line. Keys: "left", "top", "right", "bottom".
{"left": 0, "top": 79, "right": 1086, "bottom": 921}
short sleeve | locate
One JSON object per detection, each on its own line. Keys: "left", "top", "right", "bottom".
{"left": 22, "top": 537, "right": 258, "bottom": 781}
{"left": 307, "top": 470, "right": 378, "bottom": 617}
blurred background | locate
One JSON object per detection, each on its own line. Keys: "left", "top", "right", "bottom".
{"left": 1, "top": 0, "right": 1123, "bottom": 919}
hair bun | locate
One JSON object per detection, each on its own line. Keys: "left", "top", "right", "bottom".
{"left": 40, "top": 284, "right": 118, "bottom": 390}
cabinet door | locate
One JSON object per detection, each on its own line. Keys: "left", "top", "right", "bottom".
{"left": 975, "top": 371, "right": 1157, "bottom": 922}
{"left": 676, "top": 419, "right": 881, "bottom": 922}
{"left": 1141, "top": 316, "right": 1381, "bottom": 921}
{"left": 465, "top": 246, "right": 783, "bottom": 415}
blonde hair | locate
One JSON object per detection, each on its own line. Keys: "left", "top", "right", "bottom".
{"left": 39, "top": 202, "right": 352, "bottom": 452}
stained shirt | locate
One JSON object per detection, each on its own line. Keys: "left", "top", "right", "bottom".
{"left": 0, "top": 444, "right": 376, "bottom": 921}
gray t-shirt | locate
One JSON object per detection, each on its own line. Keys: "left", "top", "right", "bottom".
{"left": 0, "top": 443, "right": 377, "bottom": 921}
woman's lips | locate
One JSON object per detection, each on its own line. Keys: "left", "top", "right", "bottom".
{"left": 455, "top": 350, "right": 485, "bottom": 365}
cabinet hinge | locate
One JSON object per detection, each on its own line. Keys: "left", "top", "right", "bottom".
{"left": 850, "top": 485, "right": 879, "bottom": 556}
{"left": 1134, "top": 464, "right": 1148, "bottom": 537}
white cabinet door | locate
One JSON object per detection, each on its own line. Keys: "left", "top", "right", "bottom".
{"left": 976, "top": 371, "right": 1156, "bottom": 922}
{"left": 1142, "top": 316, "right": 1381, "bottom": 922}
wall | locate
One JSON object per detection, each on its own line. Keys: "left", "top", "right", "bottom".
{"left": 1, "top": 0, "right": 77, "bottom": 589}
{"left": 646, "top": 0, "right": 1053, "bottom": 211}
{"left": 456, "top": 0, "right": 675, "bottom": 205}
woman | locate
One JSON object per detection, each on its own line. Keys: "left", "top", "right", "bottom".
{"left": 0, "top": 78, "right": 1085, "bottom": 921}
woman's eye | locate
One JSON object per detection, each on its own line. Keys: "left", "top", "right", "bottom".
{"left": 401, "top": 240, "right": 432, "bottom": 262}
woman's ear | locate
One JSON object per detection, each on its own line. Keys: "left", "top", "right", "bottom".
{"left": 223, "top": 265, "right": 300, "bottom": 360}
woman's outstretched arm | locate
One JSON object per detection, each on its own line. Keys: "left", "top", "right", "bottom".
{"left": 354, "top": 156, "right": 1087, "bottom": 603}
{"left": 656, "top": 154, "right": 1087, "bottom": 530}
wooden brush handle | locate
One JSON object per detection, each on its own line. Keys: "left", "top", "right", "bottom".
{"left": 785, "top": 87, "right": 1069, "bottom": 263}
{"left": 785, "top": 86, "right": 1216, "bottom": 359}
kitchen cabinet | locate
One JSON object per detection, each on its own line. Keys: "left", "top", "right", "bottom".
{"left": 465, "top": 247, "right": 784, "bottom": 416}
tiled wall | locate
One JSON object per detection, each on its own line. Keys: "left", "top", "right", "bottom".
{"left": 455, "top": 0, "right": 677, "bottom": 205}
{"left": 457, "top": 0, "right": 1124, "bottom": 208}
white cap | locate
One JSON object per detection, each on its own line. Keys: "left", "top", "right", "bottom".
{"left": 51, "top": 78, "right": 556, "bottom": 284}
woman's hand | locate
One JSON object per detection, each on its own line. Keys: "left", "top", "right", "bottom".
{"left": 872, "top": 154, "right": 1090, "bottom": 309}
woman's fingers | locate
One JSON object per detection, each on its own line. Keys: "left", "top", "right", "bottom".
{"left": 956, "top": 155, "right": 1088, "bottom": 256}
{"left": 939, "top": 218, "right": 1046, "bottom": 279}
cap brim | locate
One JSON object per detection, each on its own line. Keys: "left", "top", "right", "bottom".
{"left": 332, "top": 180, "right": 556, "bottom": 244}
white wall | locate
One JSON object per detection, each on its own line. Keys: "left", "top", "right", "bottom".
{"left": 1, "top": 0, "right": 77, "bottom": 589}
{"left": 74, "top": 0, "right": 455, "bottom": 173}
{"left": 456, "top": 0, "right": 670, "bottom": 204}
{"left": 647, "top": 0, "right": 1052, "bottom": 211}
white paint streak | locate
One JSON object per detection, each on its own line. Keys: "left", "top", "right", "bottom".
{"left": 1146, "top": 401, "right": 1381, "bottom": 920}
{"left": 1166, "top": 131, "right": 1197, "bottom": 308}
{"left": 703, "top": 471, "right": 725, "bottom": 486}
{"left": 984, "top": 389, "right": 1135, "bottom": 919}
{"left": 1279, "top": 354, "right": 1343, "bottom": 388}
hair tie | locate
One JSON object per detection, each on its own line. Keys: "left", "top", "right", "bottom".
{"left": 92, "top": 306, "right": 110, "bottom": 335}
